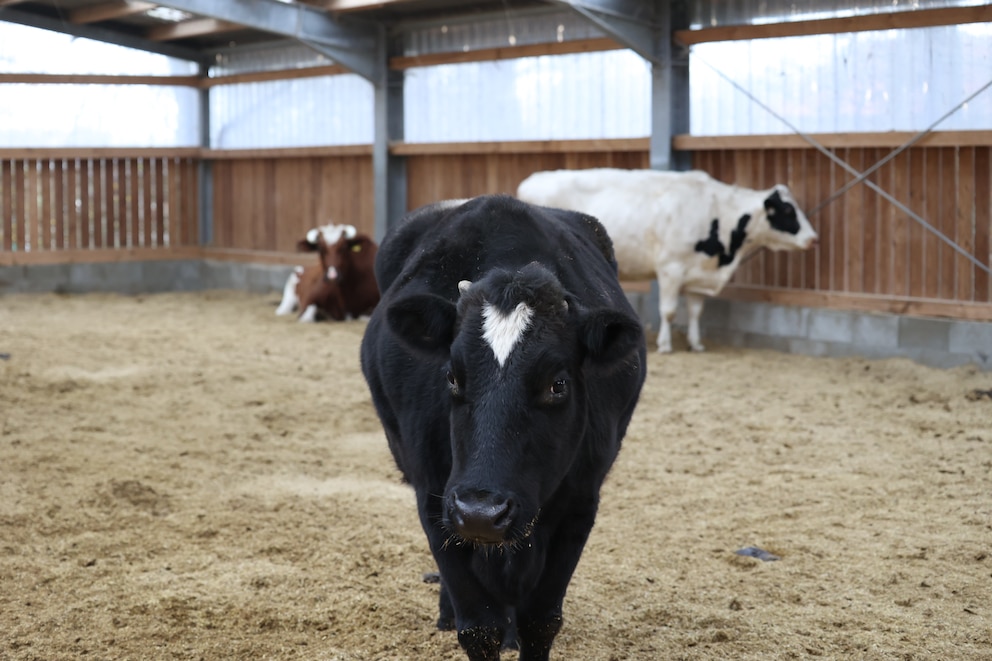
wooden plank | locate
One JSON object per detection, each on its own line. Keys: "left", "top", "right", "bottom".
{"left": 24, "top": 160, "right": 38, "bottom": 253}
{"left": 40, "top": 159, "right": 52, "bottom": 251}
{"left": 975, "top": 148, "right": 991, "bottom": 303}
{"left": 923, "top": 148, "right": 942, "bottom": 299}
{"left": 203, "top": 65, "right": 349, "bottom": 88}
{"left": 53, "top": 159, "right": 65, "bottom": 250}
{"left": 891, "top": 149, "right": 911, "bottom": 298}
{"left": 908, "top": 149, "right": 926, "bottom": 298}
{"left": 146, "top": 18, "right": 243, "bottom": 42}
{"left": 870, "top": 147, "right": 889, "bottom": 296}
{"left": 178, "top": 159, "right": 197, "bottom": 247}
{"left": 142, "top": 158, "right": 153, "bottom": 249}
{"left": 129, "top": 158, "right": 141, "bottom": 248}
{"left": 938, "top": 148, "right": 958, "bottom": 301}
{"left": 844, "top": 148, "right": 865, "bottom": 294}
{"left": 116, "top": 159, "right": 128, "bottom": 249}
{"left": 155, "top": 158, "right": 166, "bottom": 247}
{"left": 718, "top": 285, "right": 992, "bottom": 323}
{"left": 860, "top": 149, "right": 885, "bottom": 294}
{"left": 674, "top": 130, "right": 992, "bottom": 151}
{"left": 0, "top": 73, "right": 200, "bottom": 86}
{"left": 0, "top": 148, "right": 199, "bottom": 159}
{"left": 69, "top": 1, "right": 157, "bottom": 25}
{"left": 820, "top": 150, "right": 837, "bottom": 292}
{"left": 79, "top": 159, "right": 92, "bottom": 249}
{"left": 390, "top": 139, "right": 648, "bottom": 156}
{"left": 66, "top": 159, "right": 79, "bottom": 250}
{"left": 390, "top": 38, "right": 620, "bottom": 70}
{"left": 674, "top": 5, "right": 992, "bottom": 45}
{"left": 12, "top": 161, "right": 26, "bottom": 251}
{"left": 2, "top": 160, "right": 13, "bottom": 252}
{"left": 105, "top": 158, "right": 118, "bottom": 248}
{"left": 0, "top": 246, "right": 204, "bottom": 267}
{"left": 92, "top": 159, "right": 105, "bottom": 249}
{"left": 956, "top": 147, "right": 976, "bottom": 302}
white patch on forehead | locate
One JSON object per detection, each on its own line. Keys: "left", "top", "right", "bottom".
{"left": 482, "top": 301, "right": 534, "bottom": 368}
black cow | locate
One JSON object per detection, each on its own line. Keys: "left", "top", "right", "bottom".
{"left": 360, "top": 195, "right": 647, "bottom": 661}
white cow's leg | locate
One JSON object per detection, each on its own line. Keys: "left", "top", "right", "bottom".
{"left": 275, "top": 269, "right": 302, "bottom": 316}
{"left": 685, "top": 293, "right": 706, "bottom": 352}
{"left": 298, "top": 304, "right": 319, "bottom": 323}
{"left": 656, "top": 277, "right": 679, "bottom": 354}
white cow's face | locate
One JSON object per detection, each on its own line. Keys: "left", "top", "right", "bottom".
{"left": 762, "top": 185, "right": 818, "bottom": 251}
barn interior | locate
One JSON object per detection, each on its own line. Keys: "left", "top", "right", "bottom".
{"left": 1, "top": 0, "right": 991, "bottom": 368}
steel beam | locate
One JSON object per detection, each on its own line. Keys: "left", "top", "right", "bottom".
{"left": 152, "top": 0, "right": 383, "bottom": 83}
{"left": 547, "top": 0, "right": 659, "bottom": 63}
{"left": 0, "top": 7, "right": 207, "bottom": 63}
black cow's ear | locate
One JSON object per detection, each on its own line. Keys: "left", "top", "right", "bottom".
{"left": 386, "top": 294, "right": 457, "bottom": 354}
{"left": 580, "top": 309, "right": 643, "bottom": 365}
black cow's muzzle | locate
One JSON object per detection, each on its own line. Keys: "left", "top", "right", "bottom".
{"left": 446, "top": 489, "right": 517, "bottom": 545}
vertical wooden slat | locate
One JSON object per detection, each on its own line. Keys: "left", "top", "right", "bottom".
{"left": 53, "top": 160, "right": 65, "bottom": 250}
{"left": 166, "top": 158, "right": 180, "bottom": 247}
{"left": 116, "top": 159, "right": 128, "bottom": 249}
{"left": 14, "top": 161, "right": 27, "bottom": 252}
{"left": 829, "top": 150, "right": 844, "bottom": 292}
{"left": 908, "top": 149, "right": 925, "bottom": 298}
{"left": 39, "top": 160, "right": 52, "bottom": 251}
{"left": 91, "top": 159, "right": 104, "bottom": 249}
{"left": 975, "top": 147, "right": 991, "bottom": 303}
{"left": 104, "top": 158, "right": 117, "bottom": 248}
{"left": 2, "top": 160, "right": 13, "bottom": 252}
{"left": 183, "top": 158, "right": 199, "bottom": 247}
{"left": 25, "top": 160, "right": 39, "bottom": 252}
{"left": 937, "top": 148, "right": 957, "bottom": 300}
{"left": 805, "top": 149, "right": 822, "bottom": 291}
{"left": 922, "top": 148, "right": 941, "bottom": 298}
{"left": 956, "top": 147, "right": 975, "bottom": 302}
{"left": 130, "top": 158, "right": 141, "bottom": 247}
{"left": 142, "top": 157, "right": 153, "bottom": 248}
{"left": 862, "top": 148, "right": 880, "bottom": 295}
{"left": 79, "top": 158, "right": 93, "bottom": 248}
{"left": 66, "top": 159, "right": 80, "bottom": 250}
{"left": 844, "top": 148, "right": 865, "bottom": 294}
{"left": 154, "top": 158, "right": 166, "bottom": 247}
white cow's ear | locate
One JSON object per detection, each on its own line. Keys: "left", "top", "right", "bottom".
{"left": 458, "top": 280, "right": 473, "bottom": 294}
{"left": 344, "top": 225, "right": 358, "bottom": 239}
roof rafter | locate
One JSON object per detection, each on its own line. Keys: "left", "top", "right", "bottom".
{"left": 0, "top": 5, "right": 208, "bottom": 62}
{"left": 546, "top": 0, "right": 660, "bottom": 63}
{"left": 147, "top": 17, "right": 243, "bottom": 41}
{"left": 153, "top": 0, "right": 383, "bottom": 82}
{"left": 70, "top": 1, "right": 157, "bottom": 25}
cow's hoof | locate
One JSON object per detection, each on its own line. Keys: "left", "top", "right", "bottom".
{"left": 689, "top": 344, "right": 706, "bottom": 352}
{"left": 656, "top": 346, "right": 673, "bottom": 354}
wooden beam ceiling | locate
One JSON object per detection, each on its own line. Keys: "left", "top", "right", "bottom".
{"left": 70, "top": 1, "right": 158, "bottom": 25}
{"left": 146, "top": 17, "right": 244, "bottom": 41}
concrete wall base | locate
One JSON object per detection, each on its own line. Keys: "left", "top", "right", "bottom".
{"left": 626, "top": 283, "right": 992, "bottom": 371}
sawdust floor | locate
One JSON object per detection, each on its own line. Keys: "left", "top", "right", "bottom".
{"left": 1, "top": 290, "right": 990, "bottom": 661}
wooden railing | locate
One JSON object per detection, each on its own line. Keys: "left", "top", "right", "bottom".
{"left": 3, "top": 134, "right": 990, "bottom": 322}
{"left": 1, "top": 148, "right": 199, "bottom": 265}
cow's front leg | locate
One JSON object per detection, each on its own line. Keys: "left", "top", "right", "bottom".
{"left": 684, "top": 292, "right": 707, "bottom": 352}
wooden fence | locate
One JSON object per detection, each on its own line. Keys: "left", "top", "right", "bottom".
{"left": 1, "top": 149, "right": 200, "bottom": 264}
{"left": 2, "top": 133, "right": 991, "bottom": 322}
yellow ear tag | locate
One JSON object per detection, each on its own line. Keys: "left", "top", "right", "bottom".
{"left": 351, "top": 244, "right": 362, "bottom": 252}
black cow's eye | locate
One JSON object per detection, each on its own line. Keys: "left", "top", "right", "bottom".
{"left": 445, "top": 369, "right": 461, "bottom": 396}
{"left": 541, "top": 376, "right": 569, "bottom": 406}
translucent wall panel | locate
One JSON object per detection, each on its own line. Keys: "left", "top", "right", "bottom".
{"left": 690, "top": 23, "right": 992, "bottom": 135}
{"left": 690, "top": 0, "right": 990, "bottom": 28}
{"left": 0, "top": 85, "right": 199, "bottom": 147}
{"left": 404, "top": 50, "right": 651, "bottom": 143}
{"left": 0, "top": 23, "right": 196, "bottom": 75}
{"left": 209, "top": 75, "right": 374, "bottom": 148}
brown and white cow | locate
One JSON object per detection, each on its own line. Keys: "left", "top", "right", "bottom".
{"left": 275, "top": 223, "right": 379, "bottom": 322}
{"left": 517, "top": 168, "right": 818, "bottom": 353}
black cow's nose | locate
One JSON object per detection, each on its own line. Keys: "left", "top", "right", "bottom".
{"left": 449, "top": 491, "right": 515, "bottom": 544}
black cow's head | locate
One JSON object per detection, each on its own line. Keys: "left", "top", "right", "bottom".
{"left": 386, "top": 262, "right": 641, "bottom": 549}
{"left": 761, "top": 186, "right": 818, "bottom": 250}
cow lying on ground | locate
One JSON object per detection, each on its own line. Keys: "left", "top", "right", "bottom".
{"left": 360, "top": 195, "right": 647, "bottom": 661}
{"left": 517, "top": 168, "right": 818, "bottom": 353}
{"left": 275, "top": 223, "right": 380, "bottom": 322}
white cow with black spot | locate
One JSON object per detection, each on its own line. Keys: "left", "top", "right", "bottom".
{"left": 517, "top": 168, "right": 818, "bottom": 353}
